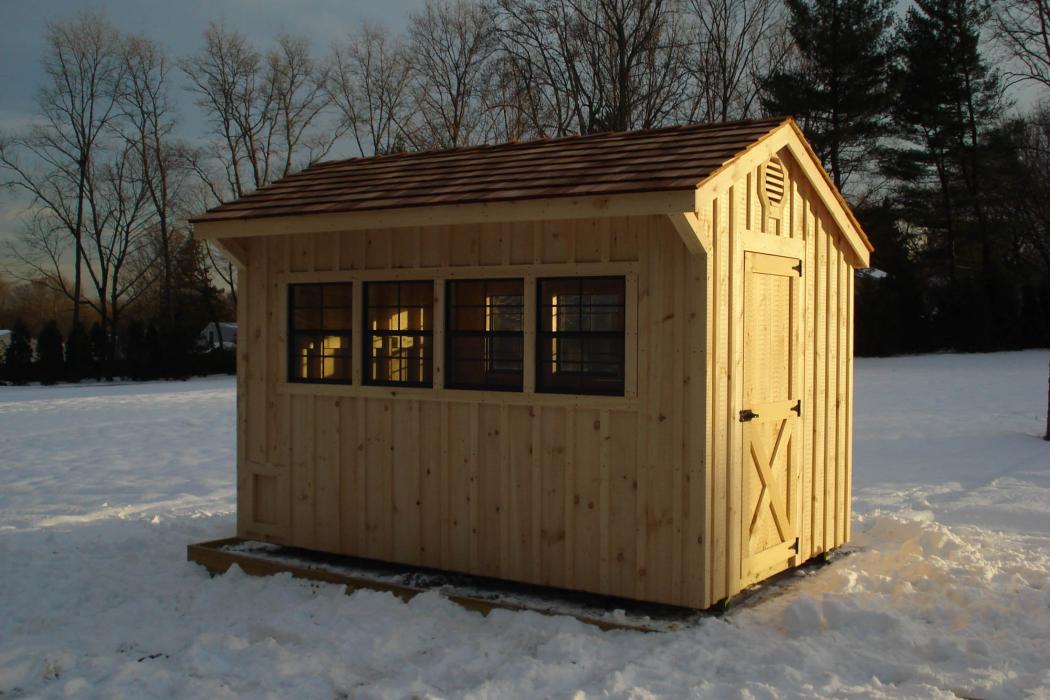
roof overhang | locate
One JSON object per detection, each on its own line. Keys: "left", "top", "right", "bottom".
{"left": 192, "top": 189, "right": 698, "bottom": 242}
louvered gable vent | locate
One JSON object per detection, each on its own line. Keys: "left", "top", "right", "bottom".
{"left": 764, "top": 157, "right": 786, "bottom": 206}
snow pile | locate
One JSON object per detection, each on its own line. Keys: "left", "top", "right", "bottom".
{"left": 1, "top": 352, "right": 1049, "bottom": 699}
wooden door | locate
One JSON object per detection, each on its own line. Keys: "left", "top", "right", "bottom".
{"left": 740, "top": 251, "right": 803, "bottom": 587}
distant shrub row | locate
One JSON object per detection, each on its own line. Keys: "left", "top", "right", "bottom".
{"left": 1, "top": 319, "right": 235, "bottom": 386}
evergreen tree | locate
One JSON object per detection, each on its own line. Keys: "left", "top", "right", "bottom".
{"left": 854, "top": 200, "right": 933, "bottom": 355}
{"left": 122, "top": 320, "right": 147, "bottom": 380}
{"left": 65, "top": 322, "right": 89, "bottom": 382}
{"left": 3, "top": 320, "right": 34, "bottom": 385}
{"left": 759, "top": 0, "right": 896, "bottom": 190}
{"left": 887, "top": 0, "right": 1004, "bottom": 349}
{"left": 87, "top": 321, "right": 108, "bottom": 379}
{"left": 36, "top": 320, "right": 64, "bottom": 385}
{"left": 145, "top": 322, "right": 164, "bottom": 380}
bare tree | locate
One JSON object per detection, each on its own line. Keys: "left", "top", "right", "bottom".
{"left": 329, "top": 23, "right": 415, "bottom": 156}
{"left": 182, "top": 24, "right": 341, "bottom": 303}
{"left": 686, "top": 0, "right": 787, "bottom": 122}
{"left": 121, "top": 33, "right": 190, "bottom": 331}
{"left": 269, "top": 34, "right": 344, "bottom": 173}
{"left": 995, "top": 0, "right": 1050, "bottom": 91}
{"left": 0, "top": 12, "right": 125, "bottom": 332}
{"left": 7, "top": 141, "right": 155, "bottom": 359}
{"left": 91, "top": 146, "right": 157, "bottom": 350}
{"left": 182, "top": 22, "right": 340, "bottom": 197}
{"left": 496, "top": 0, "right": 692, "bottom": 136}
{"left": 1013, "top": 107, "right": 1050, "bottom": 272}
{"left": 479, "top": 52, "right": 543, "bottom": 142}
{"left": 406, "top": 0, "right": 501, "bottom": 149}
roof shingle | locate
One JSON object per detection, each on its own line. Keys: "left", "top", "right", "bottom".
{"left": 191, "top": 117, "right": 788, "bottom": 223}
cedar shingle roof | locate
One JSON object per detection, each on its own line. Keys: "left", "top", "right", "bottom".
{"left": 191, "top": 117, "right": 788, "bottom": 223}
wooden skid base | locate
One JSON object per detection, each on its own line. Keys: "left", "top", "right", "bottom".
{"left": 187, "top": 537, "right": 693, "bottom": 633}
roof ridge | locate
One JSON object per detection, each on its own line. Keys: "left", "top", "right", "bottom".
{"left": 308, "top": 116, "right": 789, "bottom": 170}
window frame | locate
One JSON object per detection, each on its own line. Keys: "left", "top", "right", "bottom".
{"left": 444, "top": 278, "right": 525, "bottom": 392}
{"left": 278, "top": 265, "right": 636, "bottom": 404}
{"left": 535, "top": 275, "right": 627, "bottom": 397}
{"left": 362, "top": 280, "right": 435, "bottom": 388}
{"left": 287, "top": 282, "right": 354, "bottom": 385}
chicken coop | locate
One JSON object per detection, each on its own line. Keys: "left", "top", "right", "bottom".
{"left": 189, "top": 116, "right": 872, "bottom": 610}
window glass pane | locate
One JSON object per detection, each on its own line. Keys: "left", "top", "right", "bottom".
{"left": 368, "top": 335, "right": 431, "bottom": 384}
{"left": 489, "top": 336, "right": 523, "bottom": 371}
{"left": 450, "top": 335, "right": 487, "bottom": 360}
{"left": 289, "top": 283, "right": 352, "bottom": 384}
{"left": 582, "top": 308, "right": 624, "bottom": 332}
{"left": 323, "top": 284, "right": 353, "bottom": 307}
{"left": 367, "top": 282, "right": 400, "bottom": 307}
{"left": 581, "top": 277, "right": 625, "bottom": 302}
{"left": 446, "top": 279, "right": 524, "bottom": 391}
{"left": 293, "top": 284, "right": 322, "bottom": 307}
{"left": 489, "top": 305, "right": 522, "bottom": 331}
{"left": 364, "top": 281, "right": 433, "bottom": 387}
{"left": 400, "top": 281, "right": 434, "bottom": 308}
{"left": 451, "top": 280, "right": 486, "bottom": 307}
{"left": 449, "top": 359, "right": 487, "bottom": 387}
{"left": 294, "top": 308, "right": 322, "bottom": 329}
{"left": 545, "top": 304, "right": 580, "bottom": 332}
{"left": 549, "top": 336, "right": 583, "bottom": 371}
{"left": 451, "top": 305, "right": 486, "bottom": 331}
{"left": 367, "top": 306, "right": 399, "bottom": 331}
{"left": 537, "top": 276, "right": 625, "bottom": 395}
{"left": 486, "top": 279, "right": 523, "bottom": 298}
{"left": 540, "top": 278, "right": 579, "bottom": 301}
{"left": 323, "top": 307, "right": 353, "bottom": 329}
{"left": 292, "top": 333, "right": 322, "bottom": 380}
{"left": 321, "top": 334, "right": 350, "bottom": 353}
{"left": 402, "top": 305, "right": 432, "bottom": 331}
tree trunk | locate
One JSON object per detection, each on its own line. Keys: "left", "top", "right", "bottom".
{"left": 72, "top": 165, "right": 87, "bottom": 332}
{"left": 1045, "top": 359, "right": 1050, "bottom": 441}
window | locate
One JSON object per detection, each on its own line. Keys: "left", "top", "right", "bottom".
{"left": 289, "top": 283, "right": 353, "bottom": 383}
{"left": 364, "top": 281, "right": 433, "bottom": 386}
{"left": 446, "top": 279, "right": 524, "bottom": 391}
{"left": 538, "top": 276, "right": 625, "bottom": 395}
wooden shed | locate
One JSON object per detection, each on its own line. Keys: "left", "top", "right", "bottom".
{"left": 190, "top": 116, "right": 872, "bottom": 610}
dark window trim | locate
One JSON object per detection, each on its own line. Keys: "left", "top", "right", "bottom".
{"left": 288, "top": 282, "right": 354, "bottom": 385}
{"left": 445, "top": 278, "right": 525, "bottom": 392}
{"left": 363, "top": 280, "right": 434, "bottom": 388}
{"left": 536, "top": 275, "right": 626, "bottom": 397}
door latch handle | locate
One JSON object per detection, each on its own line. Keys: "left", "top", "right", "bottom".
{"left": 739, "top": 409, "right": 759, "bottom": 422}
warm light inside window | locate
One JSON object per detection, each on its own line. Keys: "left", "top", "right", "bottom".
{"left": 445, "top": 279, "right": 524, "bottom": 391}
{"left": 289, "top": 283, "right": 352, "bottom": 383}
{"left": 364, "top": 281, "right": 433, "bottom": 386}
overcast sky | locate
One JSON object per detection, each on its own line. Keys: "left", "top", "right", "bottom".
{"left": 0, "top": 0, "right": 427, "bottom": 256}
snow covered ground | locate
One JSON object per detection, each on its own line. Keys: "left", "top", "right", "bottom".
{"left": 1, "top": 352, "right": 1048, "bottom": 699}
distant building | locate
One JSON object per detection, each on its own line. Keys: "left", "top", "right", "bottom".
{"left": 197, "top": 322, "right": 237, "bottom": 351}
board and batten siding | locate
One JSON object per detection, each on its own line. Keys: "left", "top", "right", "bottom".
{"left": 234, "top": 215, "right": 712, "bottom": 608}
{"left": 699, "top": 147, "right": 858, "bottom": 604}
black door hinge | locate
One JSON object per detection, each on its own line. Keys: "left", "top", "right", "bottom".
{"left": 791, "top": 399, "right": 801, "bottom": 416}
{"left": 790, "top": 537, "right": 800, "bottom": 553}
{"left": 739, "top": 408, "right": 759, "bottom": 422}
{"left": 793, "top": 260, "right": 803, "bottom": 276}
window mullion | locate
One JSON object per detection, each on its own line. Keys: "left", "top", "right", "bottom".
{"left": 435, "top": 279, "right": 445, "bottom": 390}
{"left": 524, "top": 276, "right": 536, "bottom": 393}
